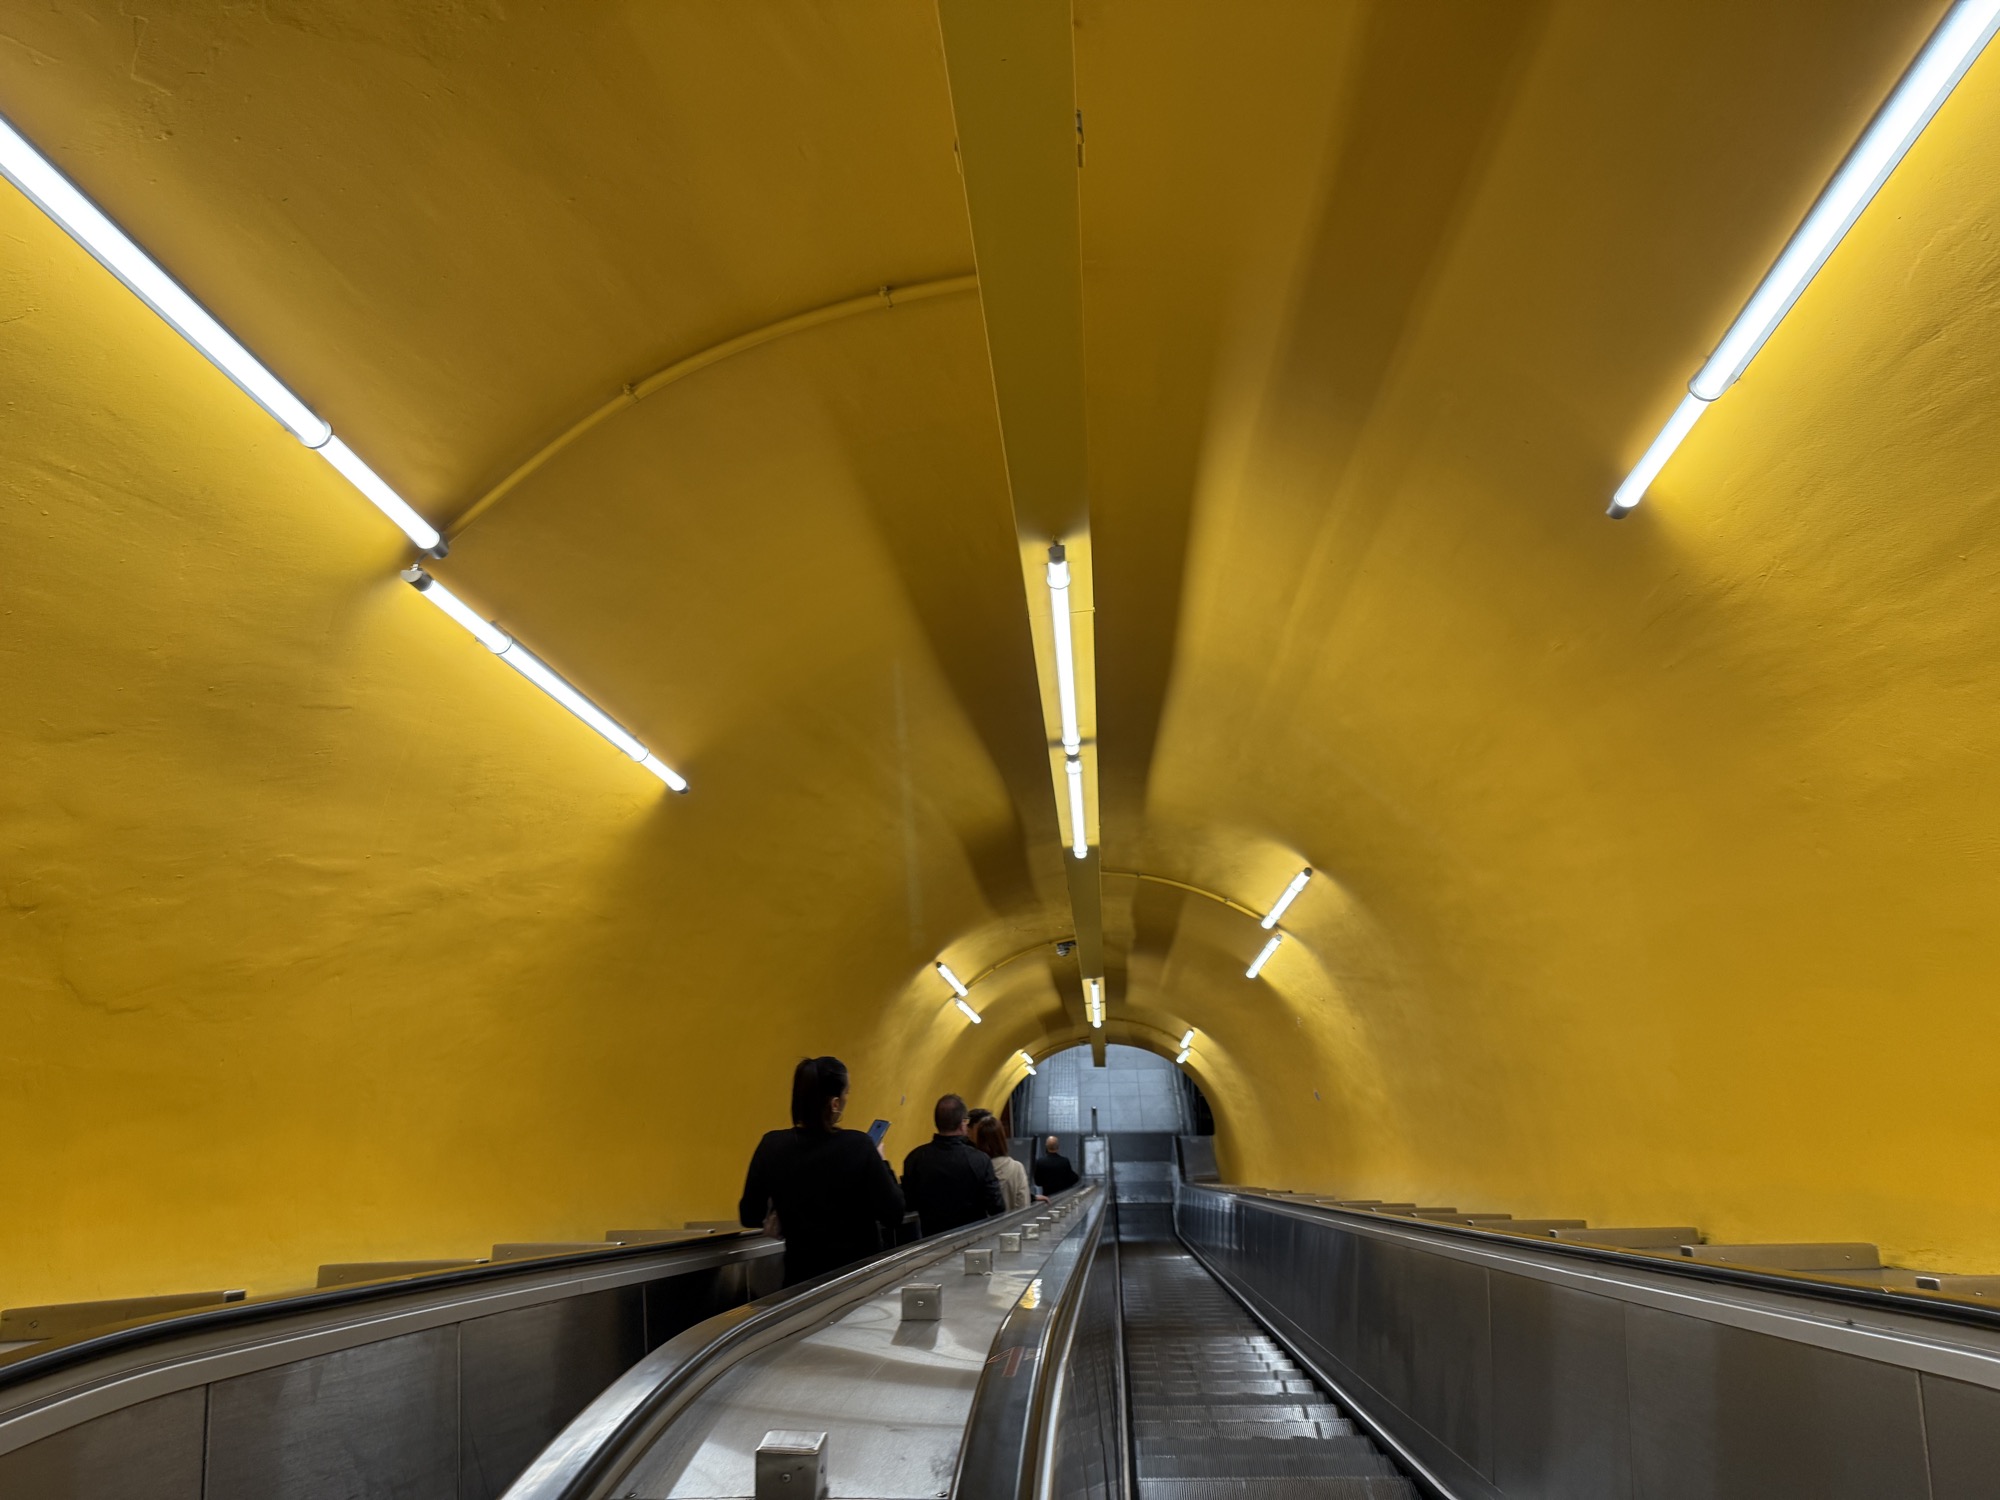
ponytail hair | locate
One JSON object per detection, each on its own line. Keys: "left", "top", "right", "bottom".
{"left": 790, "top": 1055, "right": 850, "bottom": 1130}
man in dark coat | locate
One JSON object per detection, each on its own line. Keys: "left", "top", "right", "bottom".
{"left": 901, "top": 1093, "right": 1004, "bottom": 1235}
{"left": 1033, "top": 1135, "right": 1081, "bottom": 1195}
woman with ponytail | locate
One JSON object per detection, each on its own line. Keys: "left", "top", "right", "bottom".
{"left": 738, "top": 1055, "right": 905, "bottom": 1286}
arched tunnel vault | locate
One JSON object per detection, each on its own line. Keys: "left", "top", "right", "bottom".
{"left": 8, "top": 0, "right": 2000, "bottom": 1313}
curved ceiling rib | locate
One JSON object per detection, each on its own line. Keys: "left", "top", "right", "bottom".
{"left": 446, "top": 273, "right": 978, "bottom": 538}
{"left": 1102, "top": 868, "right": 1265, "bottom": 924}
{"left": 930, "top": 864, "right": 1314, "bottom": 1046}
{"left": 939, "top": 937, "right": 1071, "bottom": 998}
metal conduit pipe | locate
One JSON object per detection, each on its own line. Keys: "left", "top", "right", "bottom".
{"left": 448, "top": 273, "right": 979, "bottom": 538}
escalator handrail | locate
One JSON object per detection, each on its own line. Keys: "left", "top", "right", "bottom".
{"left": 948, "top": 1189, "right": 1110, "bottom": 1500}
{"left": 0, "top": 1229, "right": 772, "bottom": 1405}
{"left": 1212, "top": 1183, "right": 2000, "bottom": 1335}
{"left": 505, "top": 1185, "right": 1093, "bottom": 1500}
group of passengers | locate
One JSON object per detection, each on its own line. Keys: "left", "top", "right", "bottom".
{"left": 739, "top": 1055, "right": 1082, "bottom": 1285}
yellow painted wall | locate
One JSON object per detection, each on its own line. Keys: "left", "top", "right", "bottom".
{"left": 7, "top": 0, "right": 2000, "bottom": 1312}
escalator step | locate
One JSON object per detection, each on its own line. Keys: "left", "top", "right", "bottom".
{"left": 1131, "top": 1371, "right": 1307, "bottom": 1384}
{"left": 1138, "top": 1480, "right": 1419, "bottom": 1500}
{"left": 1135, "top": 1420, "right": 1359, "bottom": 1442}
{"left": 1131, "top": 1389, "right": 1340, "bottom": 1408}
{"left": 1132, "top": 1379, "right": 1321, "bottom": 1396}
{"left": 1120, "top": 1238, "right": 1417, "bottom": 1500}
{"left": 1136, "top": 1450, "right": 1405, "bottom": 1479}
{"left": 1141, "top": 1405, "right": 1346, "bottom": 1424}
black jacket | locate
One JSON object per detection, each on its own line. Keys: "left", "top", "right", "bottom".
{"left": 901, "top": 1133, "right": 1005, "bottom": 1236}
{"left": 1033, "top": 1149, "right": 1080, "bottom": 1195}
{"left": 740, "top": 1126, "right": 905, "bottom": 1286}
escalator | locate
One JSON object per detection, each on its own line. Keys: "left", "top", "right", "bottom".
{"left": 14, "top": 1156, "right": 2000, "bottom": 1498}
{"left": 1111, "top": 1137, "right": 1417, "bottom": 1500}
{"left": 429, "top": 1178, "right": 1423, "bottom": 1500}
{"left": 1120, "top": 1223, "right": 1415, "bottom": 1499}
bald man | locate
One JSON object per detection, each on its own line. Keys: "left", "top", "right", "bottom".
{"left": 1033, "top": 1134, "right": 1080, "bottom": 1195}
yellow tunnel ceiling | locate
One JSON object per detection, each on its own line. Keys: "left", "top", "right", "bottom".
{"left": 5, "top": 0, "right": 2000, "bottom": 1308}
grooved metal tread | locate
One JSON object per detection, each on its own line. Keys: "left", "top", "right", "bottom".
{"left": 1137, "top": 1483, "right": 1421, "bottom": 1500}
{"left": 1120, "top": 1233, "right": 1418, "bottom": 1500}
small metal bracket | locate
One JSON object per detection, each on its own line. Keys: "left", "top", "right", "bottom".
{"left": 901, "top": 1283, "right": 942, "bottom": 1321}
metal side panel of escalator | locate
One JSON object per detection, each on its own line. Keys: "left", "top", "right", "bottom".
{"left": 0, "top": 1231, "right": 785, "bottom": 1500}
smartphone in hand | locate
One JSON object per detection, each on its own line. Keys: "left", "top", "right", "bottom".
{"left": 867, "top": 1118, "right": 891, "bottom": 1147}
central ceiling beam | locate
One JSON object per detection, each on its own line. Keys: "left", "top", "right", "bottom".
{"left": 935, "top": 0, "right": 1101, "bottom": 1053}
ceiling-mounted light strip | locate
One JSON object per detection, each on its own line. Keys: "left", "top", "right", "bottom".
{"left": 1046, "top": 545, "right": 1081, "bottom": 754}
{"left": 403, "top": 568, "right": 686, "bottom": 790}
{"left": 1246, "top": 933, "right": 1282, "bottom": 980}
{"left": 1085, "top": 976, "right": 1104, "bottom": 1029}
{"left": 1179, "top": 1029, "right": 1195, "bottom": 1050}
{"left": 1260, "top": 868, "right": 1313, "bottom": 929}
{"left": 1019, "top": 1050, "right": 1038, "bottom": 1077}
{"left": 1608, "top": 0, "right": 2000, "bottom": 517}
{"left": 937, "top": 962, "right": 983, "bottom": 1022}
{"left": 1175, "top": 1046, "right": 1191, "bottom": 1065}
{"left": 1064, "top": 756, "right": 1087, "bottom": 859}
{"left": 0, "top": 114, "right": 444, "bottom": 553}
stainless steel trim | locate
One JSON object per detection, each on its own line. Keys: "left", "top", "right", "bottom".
{"left": 505, "top": 1188, "right": 1092, "bottom": 1500}
{"left": 949, "top": 1188, "right": 1109, "bottom": 1500}
{"left": 316, "top": 1260, "right": 485, "bottom": 1287}
{"left": 1182, "top": 1183, "right": 2000, "bottom": 1499}
{"left": 1215, "top": 1190, "right": 2000, "bottom": 1390}
{"left": 0, "top": 1237, "right": 777, "bottom": 1458}
{"left": 1110, "top": 1226, "right": 1132, "bottom": 1500}
{"left": 0, "top": 1292, "right": 246, "bottom": 1343}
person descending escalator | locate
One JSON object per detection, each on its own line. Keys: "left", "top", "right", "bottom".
{"left": 900, "top": 1094, "right": 1004, "bottom": 1235}
{"left": 1033, "top": 1134, "right": 1080, "bottom": 1195}
{"left": 739, "top": 1055, "right": 906, "bottom": 1287}
{"left": 973, "top": 1115, "right": 1037, "bottom": 1211}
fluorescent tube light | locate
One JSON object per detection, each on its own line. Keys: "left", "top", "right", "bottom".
{"left": 1175, "top": 1048, "right": 1191, "bottom": 1065}
{"left": 937, "top": 963, "right": 970, "bottom": 998}
{"left": 1695, "top": 0, "right": 2000, "bottom": 398}
{"left": 1246, "top": 934, "right": 1282, "bottom": 980}
{"left": 0, "top": 114, "right": 330, "bottom": 447}
{"left": 1260, "top": 868, "right": 1314, "bottom": 930}
{"left": 954, "top": 997, "right": 983, "bottom": 1025}
{"left": 1608, "top": 393, "right": 1709, "bottom": 518}
{"left": 1065, "top": 755, "right": 1087, "bottom": 859}
{"left": 1610, "top": 0, "right": 2000, "bottom": 516}
{"left": 403, "top": 568, "right": 687, "bottom": 791}
{"left": 317, "top": 438, "right": 444, "bottom": 552}
{"left": 1019, "top": 1049, "right": 1037, "bottom": 1077}
{"left": 1046, "top": 544, "right": 1081, "bottom": 753}
{"left": 0, "top": 112, "right": 445, "bottom": 552}
{"left": 1180, "top": 1029, "right": 1195, "bottom": 1050}
{"left": 1085, "top": 976, "right": 1104, "bottom": 1029}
